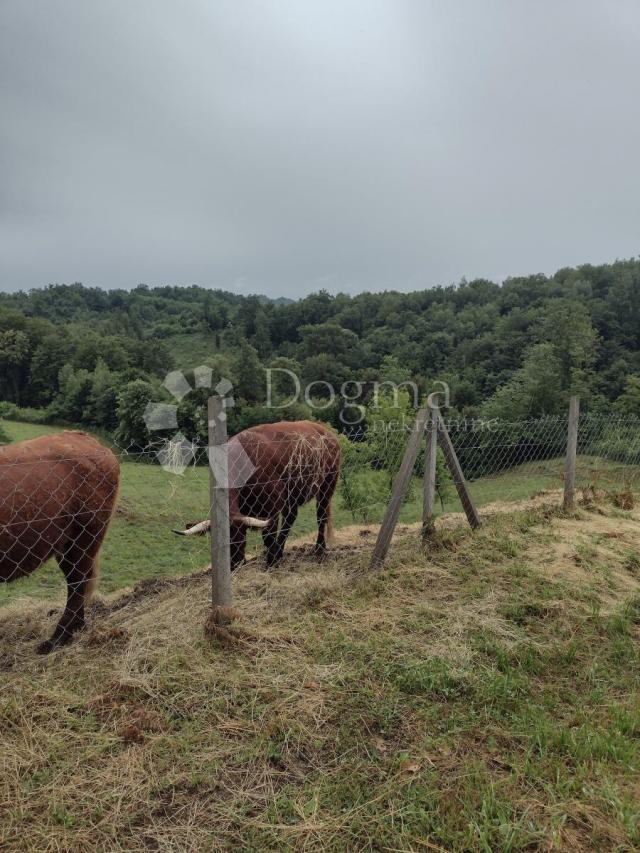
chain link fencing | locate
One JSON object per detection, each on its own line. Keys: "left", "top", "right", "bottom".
{"left": 1, "top": 411, "right": 639, "bottom": 650}
{"left": 340, "top": 412, "right": 640, "bottom": 523}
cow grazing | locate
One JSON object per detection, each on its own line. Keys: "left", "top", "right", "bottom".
{"left": 174, "top": 420, "right": 341, "bottom": 568}
{"left": 0, "top": 432, "right": 120, "bottom": 653}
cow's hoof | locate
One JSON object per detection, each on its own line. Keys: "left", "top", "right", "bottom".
{"left": 312, "top": 545, "right": 328, "bottom": 561}
{"left": 36, "top": 628, "right": 78, "bottom": 655}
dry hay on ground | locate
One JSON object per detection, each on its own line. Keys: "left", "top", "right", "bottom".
{"left": 1, "top": 492, "right": 640, "bottom": 851}
{"left": 3, "top": 488, "right": 638, "bottom": 665}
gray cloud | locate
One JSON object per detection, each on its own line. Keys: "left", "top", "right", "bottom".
{"left": 1, "top": 0, "right": 639, "bottom": 296}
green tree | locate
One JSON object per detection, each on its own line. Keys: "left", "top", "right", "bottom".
{"left": 252, "top": 310, "right": 272, "bottom": 359}
{"left": 234, "top": 341, "right": 264, "bottom": 404}
{"left": 298, "top": 323, "right": 361, "bottom": 367}
{"left": 378, "top": 354, "right": 412, "bottom": 385}
{"left": 84, "top": 359, "right": 121, "bottom": 429}
{"left": 115, "top": 380, "right": 156, "bottom": 449}
{"left": 539, "top": 300, "right": 599, "bottom": 392}
{"left": 302, "top": 354, "right": 350, "bottom": 398}
{"left": 0, "top": 329, "right": 30, "bottom": 404}
{"left": 54, "top": 365, "right": 93, "bottom": 422}
{"left": 614, "top": 375, "right": 640, "bottom": 417}
{"left": 28, "top": 334, "right": 71, "bottom": 405}
{"left": 204, "top": 294, "right": 229, "bottom": 348}
{"left": 482, "top": 343, "right": 565, "bottom": 419}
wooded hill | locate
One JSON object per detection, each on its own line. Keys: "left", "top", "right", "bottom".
{"left": 1, "top": 258, "right": 639, "bottom": 445}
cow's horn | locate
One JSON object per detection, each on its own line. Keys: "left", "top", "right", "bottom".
{"left": 236, "top": 515, "right": 269, "bottom": 529}
{"left": 173, "top": 519, "right": 211, "bottom": 536}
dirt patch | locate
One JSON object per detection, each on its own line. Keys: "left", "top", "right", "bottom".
{"left": 88, "top": 567, "right": 214, "bottom": 619}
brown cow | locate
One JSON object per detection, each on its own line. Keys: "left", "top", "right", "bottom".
{"left": 175, "top": 420, "right": 341, "bottom": 568}
{"left": 0, "top": 431, "right": 119, "bottom": 653}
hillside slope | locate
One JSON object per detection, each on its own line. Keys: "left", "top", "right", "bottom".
{"left": 2, "top": 261, "right": 640, "bottom": 443}
{"left": 1, "top": 500, "right": 640, "bottom": 851}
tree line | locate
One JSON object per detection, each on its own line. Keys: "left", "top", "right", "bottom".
{"left": 1, "top": 259, "right": 639, "bottom": 448}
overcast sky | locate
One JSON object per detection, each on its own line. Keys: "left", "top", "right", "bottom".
{"left": 1, "top": 1, "right": 639, "bottom": 297}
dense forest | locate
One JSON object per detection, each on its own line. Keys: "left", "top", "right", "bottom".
{"left": 1, "top": 258, "right": 639, "bottom": 447}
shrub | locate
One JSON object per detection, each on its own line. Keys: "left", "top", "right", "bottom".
{"left": 0, "top": 401, "right": 52, "bottom": 424}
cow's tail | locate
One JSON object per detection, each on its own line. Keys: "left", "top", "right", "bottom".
{"left": 326, "top": 498, "right": 335, "bottom": 545}
{"left": 87, "top": 467, "right": 120, "bottom": 602}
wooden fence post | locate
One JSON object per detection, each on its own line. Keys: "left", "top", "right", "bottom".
{"left": 370, "top": 405, "right": 430, "bottom": 570}
{"left": 436, "top": 412, "right": 482, "bottom": 530}
{"left": 208, "top": 395, "right": 233, "bottom": 614}
{"left": 563, "top": 395, "right": 580, "bottom": 511}
{"left": 422, "top": 406, "right": 438, "bottom": 540}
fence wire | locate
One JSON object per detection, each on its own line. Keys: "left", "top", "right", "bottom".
{"left": 1, "top": 412, "right": 639, "bottom": 651}
{"left": 0, "top": 431, "right": 119, "bottom": 653}
{"left": 338, "top": 413, "right": 640, "bottom": 524}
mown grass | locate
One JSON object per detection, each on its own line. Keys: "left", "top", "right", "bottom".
{"left": 1, "top": 419, "right": 636, "bottom": 606}
{"left": 1, "top": 502, "right": 639, "bottom": 850}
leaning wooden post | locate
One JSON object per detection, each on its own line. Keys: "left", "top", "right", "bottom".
{"left": 370, "top": 405, "right": 430, "bottom": 570}
{"left": 563, "top": 395, "right": 580, "bottom": 511}
{"left": 422, "top": 406, "right": 439, "bottom": 540}
{"left": 208, "top": 395, "right": 233, "bottom": 615}
{"left": 436, "top": 412, "right": 482, "bottom": 530}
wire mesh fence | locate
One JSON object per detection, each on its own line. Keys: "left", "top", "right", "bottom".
{"left": 0, "top": 431, "right": 120, "bottom": 653}
{"left": 1, "top": 408, "right": 639, "bottom": 650}
{"left": 445, "top": 413, "right": 640, "bottom": 504}
{"left": 339, "top": 412, "right": 640, "bottom": 527}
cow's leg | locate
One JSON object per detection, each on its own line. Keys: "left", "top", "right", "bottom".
{"left": 230, "top": 521, "right": 248, "bottom": 569}
{"left": 37, "top": 543, "right": 98, "bottom": 654}
{"left": 261, "top": 515, "right": 280, "bottom": 567}
{"left": 313, "top": 474, "right": 338, "bottom": 558}
{"left": 268, "top": 504, "right": 298, "bottom": 566}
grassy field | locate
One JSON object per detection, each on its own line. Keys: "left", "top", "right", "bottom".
{"left": 1, "top": 419, "right": 637, "bottom": 607}
{"left": 1, "top": 500, "right": 639, "bottom": 850}
{"left": 168, "top": 330, "right": 221, "bottom": 369}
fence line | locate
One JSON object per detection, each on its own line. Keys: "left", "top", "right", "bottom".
{"left": 2, "top": 403, "right": 640, "bottom": 649}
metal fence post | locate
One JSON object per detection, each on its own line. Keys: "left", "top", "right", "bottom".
{"left": 563, "top": 395, "right": 580, "bottom": 511}
{"left": 208, "top": 395, "right": 233, "bottom": 612}
{"left": 370, "top": 405, "right": 430, "bottom": 570}
{"left": 422, "top": 406, "right": 438, "bottom": 540}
